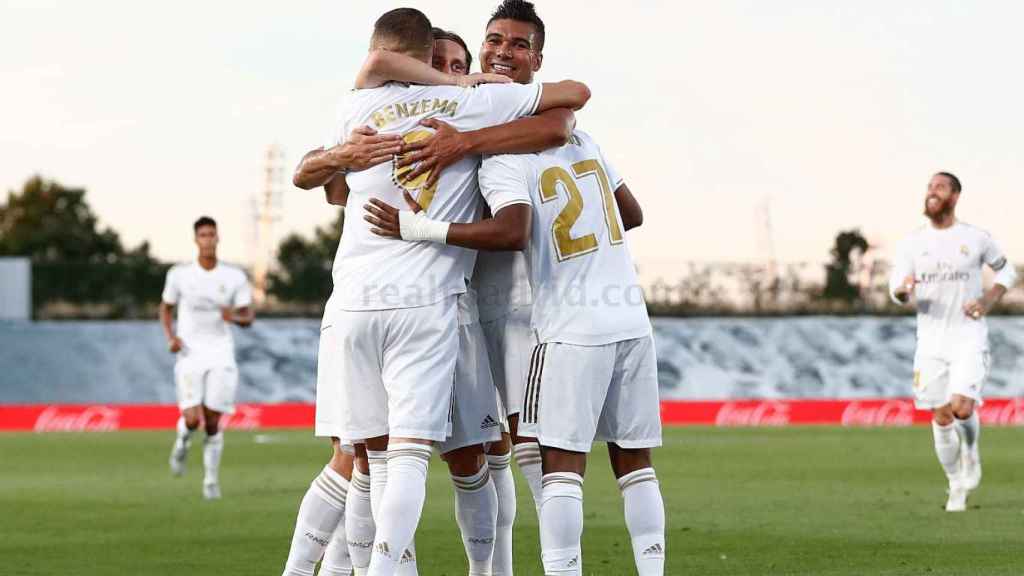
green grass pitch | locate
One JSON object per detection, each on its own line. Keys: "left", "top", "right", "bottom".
{"left": 2, "top": 427, "right": 1022, "bottom": 575}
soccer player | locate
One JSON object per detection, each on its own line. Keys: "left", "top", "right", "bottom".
{"left": 160, "top": 216, "right": 254, "bottom": 500}
{"left": 363, "top": 7, "right": 667, "bottom": 575}
{"left": 889, "top": 172, "right": 1016, "bottom": 512}
{"left": 300, "top": 9, "right": 590, "bottom": 576}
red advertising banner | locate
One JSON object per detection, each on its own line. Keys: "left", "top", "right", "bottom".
{"left": 1, "top": 399, "right": 1022, "bottom": 432}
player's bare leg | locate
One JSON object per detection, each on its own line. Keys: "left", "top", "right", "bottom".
{"left": 169, "top": 405, "right": 202, "bottom": 476}
{"left": 951, "top": 394, "right": 981, "bottom": 492}
{"left": 508, "top": 414, "right": 544, "bottom": 514}
{"left": 347, "top": 443, "right": 375, "bottom": 575}
{"left": 443, "top": 444, "right": 498, "bottom": 576}
{"left": 608, "top": 445, "right": 666, "bottom": 576}
{"left": 486, "top": 434, "right": 516, "bottom": 576}
{"left": 365, "top": 435, "right": 429, "bottom": 576}
{"left": 282, "top": 438, "right": 354, "bottom": 576}
{"left": 201, "top": 405, "right": 224, "bottom": 499}
{"left": 932, "top": 404, "right": 967, "bottom": 511}
{"left": 539, "top": 447, "right": 588, "bottom": 575}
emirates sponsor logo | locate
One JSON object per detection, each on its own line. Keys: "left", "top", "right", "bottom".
{"left": 979, "top": 399, "right": 1024, "bottom": 426}
{"left": 220, "top": 405, "right": 262, "bottom": 430}
{"left": 841, "top": 400, "right": 915, "bottom": 427}
{"left": 715, "top": 401, "right": 790, "bottom": 427}
{"left": 33, "top": 406, "right": 121, "bottom": 432}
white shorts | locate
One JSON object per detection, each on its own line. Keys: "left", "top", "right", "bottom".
{"left": 174, "top": 358, "right": 238, "bottom": 414}
{"left": 439, "top": 320, "right": 502, "bottom": 454}
{"left": 519, "top": 336, "right": 663, "bottom": 453}
{"left": 480, "top": 307, "right": 535, "bottom": 419}
{"left": 314, "top": 296, "right": 458, "bottom": 443}
{"left": 913, "top": 349, "right": 990, "bottom": 410}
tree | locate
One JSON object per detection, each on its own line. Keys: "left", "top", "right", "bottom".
{"left": 823, "top": 229, "right": 870, "bottom": 302}
{"left": 267, "top": 208, "right": 344, "bottom": 303}
{"left": 1, "top": 175, "right": 168, "bottom": 314}
{"left": 0, "top": 175, "right": 122, "bottom": 262}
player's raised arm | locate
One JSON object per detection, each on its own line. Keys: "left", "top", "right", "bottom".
{"left": 396, "top": 109, "right": 576, "bottom": 189}
{"left": 293, "top": 127, "right": 404, "bottom": 190}
{"left": 536, "top": 80, "right": 590, "bottom": 112}
{"left": 354, "top": 49, "right": 511, "bottom": 89}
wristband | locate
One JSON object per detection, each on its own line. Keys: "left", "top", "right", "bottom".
{"left": 399, "top": 210, "right": 450, "bottom": 244}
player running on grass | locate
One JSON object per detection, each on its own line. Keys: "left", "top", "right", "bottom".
{"left": 160, "top": 216, "right": 254, "bottom": 500}
{"left": 889, "top": 171, "right": 1016, "bottom": 512}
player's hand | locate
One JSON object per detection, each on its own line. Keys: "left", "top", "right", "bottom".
{"left": 396, "top": 119, "right": 468, "bottom": 189}
{"left": 456, "top": 72, "right": 512, "bottom": 88}
{"left": 330, "top": 126, "right": 403, "bottom": 172}
{"left": 168, "top": 336, "right": 183, "bottom": 354}
{"left": 221, "top": 308, "right": 234, "bottom": 323}
{"left": 896, "top": 275, "right": 916, "bottom": 302}
{"left": 364, "top": 193, "right": 421, "bottom": 239}
{"left": 963, "top": 299, "right": 988, "bottom": 320}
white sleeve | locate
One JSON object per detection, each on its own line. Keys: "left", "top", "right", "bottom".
{"left": 479, "top": 154, "right": 532, "bottom": 215}
{"left": 888, "top": 239, "right": 915, "bottom": 304}
{"left": 465, "top": 83, "right": 543, "bottom": 126}
{"left": 593, "top": 140, "right": 624, "bottom": 190}
{"left": 161, "top": 267, "right": 179, "bottom": 305}
{"left": 983, "top": 234, "right": 1017, "bottom": 289}
{"left": 233, "top": 274, "right": 254, "bottom": 308}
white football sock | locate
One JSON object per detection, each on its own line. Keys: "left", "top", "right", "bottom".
{"left": 954, "top": 411, "right": 980, "bottom": 453}
{"left": 452, "top": 466, "right": 498, "bottom": 575}
{"left": 367, "top": 444, "right": 431, "bottom": 576}
{"left": 174, "top": 416, "right": 194, "bottom": 452}
{"left": 932, "top": 420, "right": 961, "bottom": 482}
{"left": 366, "top": 450, "right": 388, "bottom": 522}
{"left": 203, "top": 431, "right": 224, "bottom": 486}
{"left": 487, "top": 452, "right": 516, "bottom": 576}
{"left": 346, "top": 468, "right": 375, "bottom": 573}
{"left": 618, "top": 468, "right": 666, "bottom": 576}
{"left": 512, "top": 442, "right": 544, "bottom": 514}
{"left": 281, "top": 465, "right": 349, "bottom": 576}
{"left": 539, "top": 472, "right": 584, "bottom": 576}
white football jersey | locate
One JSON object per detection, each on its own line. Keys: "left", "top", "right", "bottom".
{"left": 325, "top": 81, "right": 543, "bottom": 311}
{"left": 479, "top": 130, "right": 651, "bottom": 346}
{"left": 161, "top": 261, "right": 252, "bottom": 360}
{"left": 888, "top": 222, "right": 1016, "bottom": 355}
{"left": 472, "top": 250, "right": 532, "bottom": 323}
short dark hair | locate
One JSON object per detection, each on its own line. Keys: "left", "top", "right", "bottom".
{"left": 432, "top": 27, "right": 472, "bottom": 70}
{"left": 488, "top": 0, "right": 545, "bottom": 51}
{"left": 371, "top": 8, "right": 433, "bottom": 59}
{"left": 935, "top": 171, "right": 962, "bottom": 194}
{"left": 193, "top": 216, "right": 217, "bottom": 232}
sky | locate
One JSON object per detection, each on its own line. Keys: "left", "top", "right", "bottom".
{"left": 3, "top": 0, "right": 1023, "bottom": 283}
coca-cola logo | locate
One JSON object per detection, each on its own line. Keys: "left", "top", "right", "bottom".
{"left": 715, "top": 401, "right": 790, "bottom": 426}
{"left": 841, "top": 400, "right": 915, "bottom": 427}
{"left": 979, "top": 399, "right": 1024, "bottom": 426}
{"left": 33, "top": 406, "right": 121, "bottom": 432}
{"left": 220, "top": 405, "right": 262, "bottom": 430}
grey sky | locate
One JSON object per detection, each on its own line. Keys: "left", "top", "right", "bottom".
{"left": 2, "top": 0, "right": 1022, "bottom": 282}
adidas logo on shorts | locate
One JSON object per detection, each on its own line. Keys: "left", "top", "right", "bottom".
{"left": 400, "top": 548, "right": 416, "bottom": 563}
{"left": 480, "top": 415, "right": 500, "bottom": 429}
{"left": 642, "top": 543, "right": 665, "bottom": 557}
{"left": 567, "top": 556, "right": 579, "bottom": 568}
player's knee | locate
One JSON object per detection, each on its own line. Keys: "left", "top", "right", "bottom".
{"left": 184, "top": 415, "right": 201, "bottom": 430}
{"left": 204, "top": 420, "right": 220, "bottom": 436}
{"left": 444, "top": 444, "right": 485, "bottom": 476}
{"left": 541, "top": 447, "right": 586, "bottom": 477}
{"left": 953, "top": 405, "right": 974, "bottom": 420}
{"left": 608, "top": 444, "right": 652, "bottom": 478}
{"left": 932, "top": 408, "right": 955, "bottom": 426}
{"left": 487, "top": 434, "right": 511, "bottom": 456}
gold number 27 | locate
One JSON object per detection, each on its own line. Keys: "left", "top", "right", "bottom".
{"left": 539, "top": 159, "right": 623, "bottom": 261}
